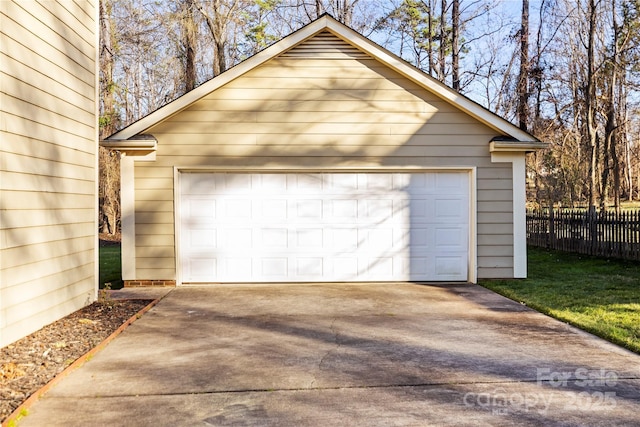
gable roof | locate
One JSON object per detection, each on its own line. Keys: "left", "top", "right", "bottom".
{"left": 102, "top": 14, "right": 544, "bottom": 152}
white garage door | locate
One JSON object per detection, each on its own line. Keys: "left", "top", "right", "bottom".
{"left": 179, "top": 172, "right": 469, "bottom": 283}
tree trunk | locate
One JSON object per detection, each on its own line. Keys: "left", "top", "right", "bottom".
{"left": 438, "top": 0, "right": 447, "bottom": 82}
{"left": 183, "top": 0, "right": 197, "bottom": 91}
{"left": 624, "top": 107, "right": 633, "bottom": 201}
{"left": 99, "top": 0, "right": 117, "bottom": 138}
{"left": 333, "top": 0, "right": 357, "bottom": 26}
{"left": 98, "top": 0, "right": 120, "bottom": 236}
{"left": 427, "top": 0, "right": 435, "bottom": 76}
{"left": 451, "top": 0, "right": 459, "bottom": 90}
{"left": 517, "top": 0, "right": 529, "bottom": 132}
{"left": 198, "top": 0, "right": 239, "bottom": 76}
{"left": 606, "top": 0, "right": 621, "bottom": 210}
{"left": 586, "top": 0, "right": 598, "bottom": 208}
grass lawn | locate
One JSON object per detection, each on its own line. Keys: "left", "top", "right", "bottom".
{"left": 99, "top": 245, "right": 123, "bottom": 290}
{"left": 481, "top": 246, "right": 640, "bottom": 354}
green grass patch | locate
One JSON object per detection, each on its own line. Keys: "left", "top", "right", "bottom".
{"left": 481, "top": 246, "right": 640, "bottom": 354}
{"left": 99, "top": 245, "right": 123, "bottom": 290}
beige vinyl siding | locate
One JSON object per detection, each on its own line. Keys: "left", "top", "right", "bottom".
{"left": 133, "top": 167, "right": 176, "bottom": 279}
{"left": 0, "top": 1, "right": 97, "bottom": 347}
{"left": 477, "top": 165, "right": 514, "bottom": 278}
{"left": 132, "top": 31, "right": 515, "bottom": 281}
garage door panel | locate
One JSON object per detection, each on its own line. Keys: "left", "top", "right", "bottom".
{"left": 294, "top": 199, "right": 323, "bottom": 219}
{"left": 258, "top": 173, "right": 288, "bottom": 191}
{"left": 261, "top": 228, "right": 288, "bottom": 248}
{"left": 436, "top": 172, "right": 467, "bottom": 190}
{"left": 408, "top": 256, "right": 429, "bottom": 276}
{"left": 187, "top": 229, "right": 217, "bottom": 249}
{"left": 260, "top": 199, "right": 288, "bottom": 219}
{"left": 364, "top": 173, "right": 393, "bottom": 190}
{"left": 296, "top": 257, "right": 324, "bottom": 277}
{"left": 329, "top": 228, "right": 359, "bottom": 251}
{"left": 408, "top": 199, "right": 431, "bottom": 221}
{"left": 224, "top": 174, "right": 252, "bottom": 192}
{"left": 329, "top": 174, "right": 359, "bottom": 191}
{"left": 225, "top": 258, "right": 252, "bottom": 279}
{"left": 407, "top": 227, "right": 431, "bottom": 249}
{"left": 181, "top": 173, "right": 220, "bottom": 195}
{"left": 363, "top": 228, "right": 394, "bottom": 248}
{"left": 222, "top": 228, "right": 253, "bottom": 249}
{"left": 435, "top": 199, "right": 466, "bottom": 220}
{"left": 295, "top": 228, "right": 324, "bottom": 248}
{"left": 435, "top": 255, "right": 467, "bottom": 279}
{"left": 186, "top": 199, "right": 216, "bottom": 219}
{"left": 186, "top": 257, "right": 217, "bottom": 281}
{"left": 295, "top": 174, "right": 323, "bottom": 191}
{"left": 328, "top": 199, "right": 358, "bottom": 219}
{"left": 406, "top": 173, "right": 437, "bottom": 193}
{"left": 328, "top": 257, "right": 358, "bottom": 279}
{"left": 179, "top": 172, "right": 469, "bottom": 282}
{"left": 260, "top": 257, "right": 288, "bottom": 277}
{"left": 362, "top": 199, "right": 394, "bottom": 220}
{"left": 435, "top": 227, "right": 466, "bottom": 249}
{"left": 366, "top": 256, "right": 395, "bottom": 278}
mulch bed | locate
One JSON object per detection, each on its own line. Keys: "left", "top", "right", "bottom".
{"left": 0, "top": 298, "right": 151, "bottom": 422}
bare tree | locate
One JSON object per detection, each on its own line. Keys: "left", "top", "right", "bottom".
{"left": 197, "top": 0, "right": 245, "bottom": 76}
{"left": 451, "top": 0, "right": 459, "bottom": 90}
{"left": 328, "top": 0, "right": 360, "bottom": 26}
{"left": 182, "top": 0, "right": 198, "bottom": 91}
{"left": 517, "top": 0, "right": 529, "bottom": 131}
{"left": 585, "top": 0, "right": 600, "bottom": 209}
{"left": 99, "top": 0, "right": 121, "bottom": 235}
{"left": 99, "top": 0, "right": 118, "bottom": 138}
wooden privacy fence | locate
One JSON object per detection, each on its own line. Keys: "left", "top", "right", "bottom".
{"left": 526, "top": 209, "right": 640, "bottom": 261}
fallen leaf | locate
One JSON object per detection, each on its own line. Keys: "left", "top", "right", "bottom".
{"left": 1, "top": 363, "right": 26, "bottom": 380}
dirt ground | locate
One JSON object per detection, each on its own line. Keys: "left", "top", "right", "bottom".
{"left": 0, "top": 298, "right": 150, "bottom": 422}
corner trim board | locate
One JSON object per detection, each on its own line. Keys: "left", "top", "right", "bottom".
{"left": 490, "top": 152, "right": 527, "bottom": 278}
{"left": 121, "top": 155, "right": 136, "bottom": 280}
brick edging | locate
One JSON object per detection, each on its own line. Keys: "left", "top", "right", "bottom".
{"left": 124, "top": 280, "right": 176, "bottom": 287}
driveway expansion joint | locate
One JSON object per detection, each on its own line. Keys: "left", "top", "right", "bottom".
{"left": 61, "top": 379, "right": 588, "bottom": 400}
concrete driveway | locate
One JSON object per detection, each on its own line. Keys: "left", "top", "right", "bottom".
{"left": 18, "top": 283, "right": 640, "bottom": 426}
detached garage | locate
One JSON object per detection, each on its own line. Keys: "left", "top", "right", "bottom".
{"left": 102, "top": 15, "right": 545, "bottom": 286}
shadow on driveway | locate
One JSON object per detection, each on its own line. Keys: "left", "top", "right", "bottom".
{"left": 19, "top": 283, "right": 640, "bottom": 426}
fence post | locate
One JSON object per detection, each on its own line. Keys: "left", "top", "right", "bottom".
{"left": 588, "top": 205, "right": 597, "bottom": 256}
{"left": 548, "top": 206, "right": 555, "bottom": 249}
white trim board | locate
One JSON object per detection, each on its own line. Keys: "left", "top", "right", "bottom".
{"left": 120, "top": 155, "right": 136, "bottom": 280}
{"left": 491, "top": 152, "right": 527, "bottom": 278}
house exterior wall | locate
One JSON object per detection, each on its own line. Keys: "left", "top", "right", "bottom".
{"left": 0, "top": 0, "right": 98, "bottom": 347}
{"left": 131, "top": 32, "right": 514, "bottom": 283}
